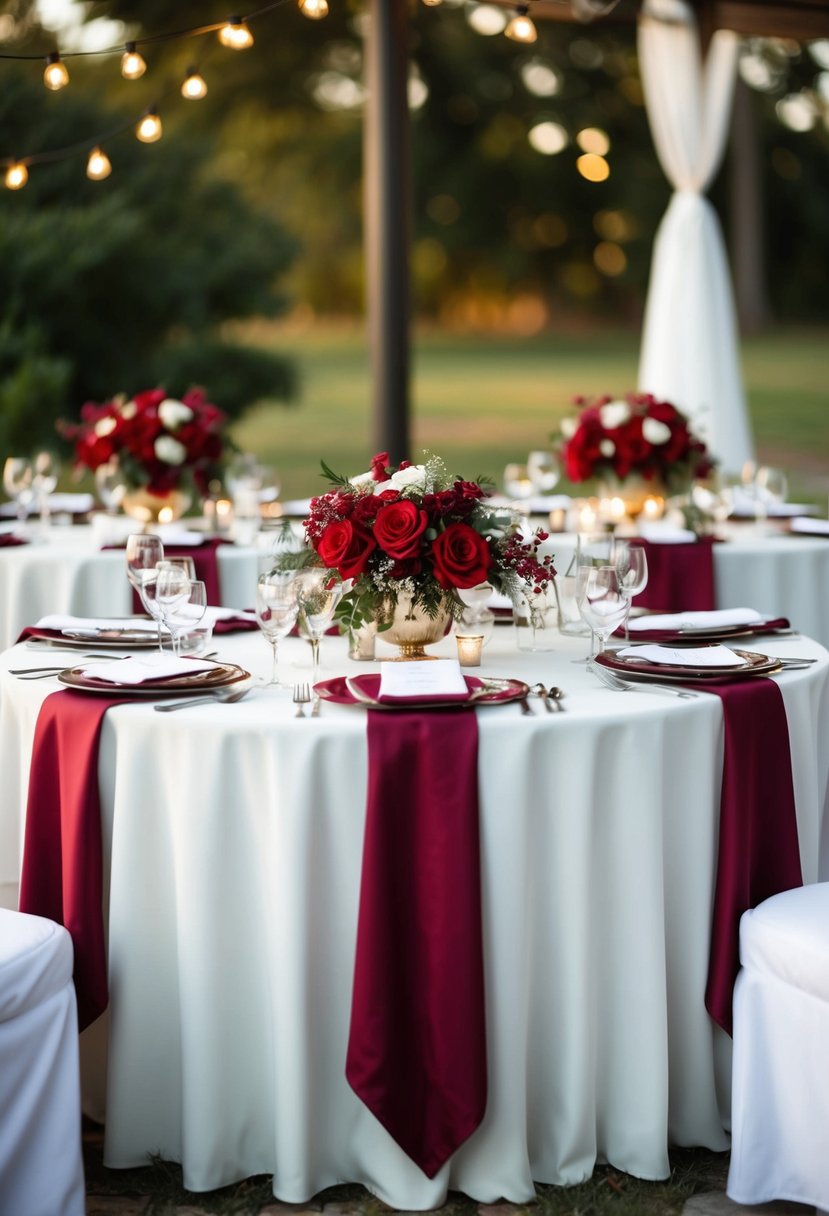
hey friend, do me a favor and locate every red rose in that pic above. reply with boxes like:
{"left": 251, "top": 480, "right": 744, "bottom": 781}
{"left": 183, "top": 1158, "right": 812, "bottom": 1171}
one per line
{"left": 431, "top": 522, "right": 491, "bottom": 589}
{"left": 373, "top": 498, "right": 428, "bottom": 559}
{"left": 370, "top": 452, "right": 390, "bottom": 482}
{"left": 317, "top": 519, "right": 376, "bottom": 579}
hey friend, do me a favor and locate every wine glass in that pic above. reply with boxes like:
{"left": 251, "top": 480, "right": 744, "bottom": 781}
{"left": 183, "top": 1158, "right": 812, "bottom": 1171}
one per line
{"left": 138, "top": 558, "right": 196, "bottom": 650}
{"left": 756, "top": 466, "right": 789, "bottom": 512}
{"left": 165, "top": 579, "right": 207, "bottom": 656}
{"left": 578, "top": 566, "right": 630, "bottom": 663}
{"left": 125, "top": 533, "right": 164, "bottom": 597}
{"left": 614, "top": 542, "right": 648, "bottom": 642}
{"left": 31, "top": 450, "right": 60, "bottom": 527}
{"left": 527, "top": 450, "right": 560, "bottom": 495}
{"left": 95, "top": 461, "right": 127, "bottom": 515}
{"left": 503, "top": 463, "right": 533, "bottom": 509}
{"left": 294, "top": 568, "right": 343, "bottom": 686}
{"left": 3, "top": 457, "right": 34, "bottom": 533}
{"left": 255, "top": 570, "right": 299, "bottom": 687}
{"left": 154, "top": 566, "right": 192, "bottom": 656}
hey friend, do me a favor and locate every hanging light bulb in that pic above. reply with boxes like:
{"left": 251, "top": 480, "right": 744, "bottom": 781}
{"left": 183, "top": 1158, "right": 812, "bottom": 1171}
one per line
{"left": 218, "top": 16, "right": 254, "bottom": 48}
{"left": 43, "top": 51, "right": 70, "bottom": 91}
{"left": 86, "top": 147, "right": 112, "bottom": 181}
{"left": 120, "top": 42, "right": 147, "bottom": 80}
{"left": 181, "top": 67, "right": 208, "bottom": 99}
{"left": 136, "top": 108, "right": 162, "bottom": 143}
{"left": 505, "top": 3, "right": 537, "bottom": 42}
{"left": 422, "top": 0, "right": 443, "bottom": 6}
{"left": 299, "top": 0, "right": 329, "bottom": 17}
{"left": 4, "top": 162, "right": 28, "bottom": 190}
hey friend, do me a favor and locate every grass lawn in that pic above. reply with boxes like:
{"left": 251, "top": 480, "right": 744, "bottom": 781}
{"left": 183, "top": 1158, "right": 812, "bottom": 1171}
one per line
{"left": 230, "top": 323, "right": 829, "bottom": 506}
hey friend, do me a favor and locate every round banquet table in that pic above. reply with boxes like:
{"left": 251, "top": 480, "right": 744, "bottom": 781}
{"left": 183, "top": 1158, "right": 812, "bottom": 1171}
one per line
{"left": 2, "top": 521, "right": 829, "bottom": 650}
{"left": 1, "top": 626, "right": 828, "bottom": 1207}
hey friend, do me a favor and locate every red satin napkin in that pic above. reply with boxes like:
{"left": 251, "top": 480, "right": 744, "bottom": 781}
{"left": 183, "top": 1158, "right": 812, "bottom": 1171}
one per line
{"left": 635, "top": 538, "right": 717, "bottom": 612}
{"left": 690, "top": 677, "right": 802, "bottom": 1034}
{"left": 19, "top": 690, "right": 129, "bottom": 1030}
{"left": 346, "top": 709, "right": 487, "bottom": 1177}
{"left": 0, "top": 534, "right": 28, "bottom": 547}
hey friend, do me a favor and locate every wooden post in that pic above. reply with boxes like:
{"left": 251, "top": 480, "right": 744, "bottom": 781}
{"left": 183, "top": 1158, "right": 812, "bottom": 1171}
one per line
{"left": 364, "top": 0, "right": 411, "bottom": 463}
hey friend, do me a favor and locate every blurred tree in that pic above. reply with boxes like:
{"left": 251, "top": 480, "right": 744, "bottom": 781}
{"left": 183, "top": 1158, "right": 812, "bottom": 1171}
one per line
{"left": 0, "top": 48, "right": 297, "bottom": 455}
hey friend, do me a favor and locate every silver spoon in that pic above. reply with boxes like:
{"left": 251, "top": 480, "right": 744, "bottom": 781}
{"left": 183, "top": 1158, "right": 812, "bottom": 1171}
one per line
{"left": 531, "top": 683, "right": 555, "bottom": 713}
{"left": 547, "top": 686, "right": 566, "bottom": 712}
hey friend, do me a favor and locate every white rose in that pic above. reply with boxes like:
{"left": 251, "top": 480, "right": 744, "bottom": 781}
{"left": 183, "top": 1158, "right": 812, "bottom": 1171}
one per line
{"left": 599, "top": 400, "right": 631, "bottom": 430}
{"left": 154, "top": 435, "right": 188, "bottom": 465}
{"left": 390, "top": 464, "right": 427, "bottom": 492}
{"left": 560, "top": 417, "right": 578, "bottom": 439}
{"left": 119, "top": 400, "right": 137, "bottom": 420}
{"left": 94, "top": 416, "right": 117, "bottom": 437}
{"left": 349, "top": 471, "right": 376, "bottom": 487}
{"left": 158, "top": 398, "right": 194, "bottom": 430}
{"left": 372, "top": 479, "right": 394, "bottom": 494}
{"left": 642, "top": 417, "right": 672, "bottom": 445}
{"left": 599, "top": 438, "right": 616, "bottom": 457}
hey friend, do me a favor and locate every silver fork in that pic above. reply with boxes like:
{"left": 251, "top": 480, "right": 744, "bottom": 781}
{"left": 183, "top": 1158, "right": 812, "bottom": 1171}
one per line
{"left": 590, "top": 661, "right": 698, "bottom": 700}
{"left": 293, "top": 682, "right": 312, "bottom": 717}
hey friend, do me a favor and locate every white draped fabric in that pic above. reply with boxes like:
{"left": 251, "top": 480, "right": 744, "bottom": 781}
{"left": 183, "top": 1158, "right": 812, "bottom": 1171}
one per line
{"left": 637, "top": 0, "right": 754, "bottom": 473}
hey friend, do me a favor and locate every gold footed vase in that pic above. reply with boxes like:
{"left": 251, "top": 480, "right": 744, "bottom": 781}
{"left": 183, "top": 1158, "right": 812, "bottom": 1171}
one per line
{"left": 379, "top": 591, "right": 453, "bottom": 660}
{"left": 121, "top": 488, "right": 191, "bottom": 526}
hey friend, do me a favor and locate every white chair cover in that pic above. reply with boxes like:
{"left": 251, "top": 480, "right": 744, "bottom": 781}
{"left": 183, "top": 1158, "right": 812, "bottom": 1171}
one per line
{"left": 0, "top": 909, "right": 85, "bottom": 1216}
{"left": 637, "top": 0, "right": 754, "bottom": 473}
{"left": 727, "top": 884, "right": 829, "bottom": 1211}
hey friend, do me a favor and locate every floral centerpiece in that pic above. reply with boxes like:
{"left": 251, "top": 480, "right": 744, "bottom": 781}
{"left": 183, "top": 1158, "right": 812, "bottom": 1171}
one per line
{"left": 59, "top": 387, "right": 227, "bottom": 521}
{"left": 555, "top": 392, "right": 714, "bottom": 509}
{"left": 302, "top": 451, "right": 555, "bottom": 654}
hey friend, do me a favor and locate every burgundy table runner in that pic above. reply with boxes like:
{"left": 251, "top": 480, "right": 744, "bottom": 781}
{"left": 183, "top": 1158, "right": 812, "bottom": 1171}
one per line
{"left": 345, "top": 708, "right": 487, "bottom": 1177}
{"left": 691, "top": 676, "right": 802, "bottom": 1034}
{"left": 19, "top": 690, "right": 129, "bottom": 1030}
{"left": 0, "top": 534, "right": 28, "bottom": 547}
{"left": 635, "top": 538, "right": 717, "bottom": 613}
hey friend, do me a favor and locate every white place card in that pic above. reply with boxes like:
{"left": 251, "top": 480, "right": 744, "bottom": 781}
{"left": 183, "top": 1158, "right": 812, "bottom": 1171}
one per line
{"left": 617, "top": 644, "right": 746, "bottom": 667}
{"left": 378, "top": 659, "right": 468, "bottom": 700}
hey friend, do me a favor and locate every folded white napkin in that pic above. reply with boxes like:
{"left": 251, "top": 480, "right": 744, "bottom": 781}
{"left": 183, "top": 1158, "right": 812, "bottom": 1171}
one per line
{"left": 0, "top": 493, "right": 94, "bottom": 518}
{"left": 80, "top": 654, "right": 216, "bottom": 685}
{"left": 378, "top": 659, "right": 468, "bottom": 700}
{"left": 202, "top": 606, "right": 257, "bottom": 625}
{"left": 36, "top": 613, "right": 158, "bottom": 635}
{"left": 487, "top": 590, "right": 514, "bottom": 612}
{"left": 280, "top": 498, "right": 313, "bottom": 516}
{"left": 617, "top": 643, "right": 745, "bottom": 667}
{"left": 628, "top": 607, "right": 764, "bottom": 633}
{"left": 636, "top": 523, "right": 697, "bottom": 544}
{"left": 527, "top": 494, "right": 572, "bottom": 514}
{"left": 790, "top": 516, "right": 829, "bottom": 536}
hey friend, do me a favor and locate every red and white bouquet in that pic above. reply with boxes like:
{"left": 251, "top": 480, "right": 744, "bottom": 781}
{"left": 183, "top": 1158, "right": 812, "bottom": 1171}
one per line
{"left": 60, "top": 387, "right": 227, "bottom": 497}
{"left": 303, "top": 451, "right": 555, "bottom": 632}
{"left": 556, "top": 392, "right": 713, "bottom": 490}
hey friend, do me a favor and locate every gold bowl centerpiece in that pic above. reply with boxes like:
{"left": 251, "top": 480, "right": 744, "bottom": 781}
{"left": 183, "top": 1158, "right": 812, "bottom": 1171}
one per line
{"left": 302, "top": 452, "right": 556, "bottom": 660}
{"left": 554, "top": 393, "right": 714, "bottom": 522}
{"left": 60, "top": 388, "right": 227, "bottom": 523}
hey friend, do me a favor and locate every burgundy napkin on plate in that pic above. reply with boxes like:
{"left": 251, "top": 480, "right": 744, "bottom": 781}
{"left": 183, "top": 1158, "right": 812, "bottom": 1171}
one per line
{"left": 635, "top": 538, "right": 717, "bottom": 613}
{"left": 0, "top": 534, "right": 28, "bottom": 547}
{"left": 624, "top": 616, "right": 790, "bottom": 644}
{"left": 688, "top": 677, "right": 802, "bottom": 1034}
{"left": 346, "top": 709, "right": 487, "bottom": 1177}
{"left": 19, "top": 690, "right": 130, "bottom": 1030}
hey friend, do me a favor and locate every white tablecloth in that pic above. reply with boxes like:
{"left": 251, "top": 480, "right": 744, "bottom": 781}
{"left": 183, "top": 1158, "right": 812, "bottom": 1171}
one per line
{"left": 3, "top": 523, "right": 829, "bottom": 652}
{"left": 1, "top": 626, "right": 828, "bottom": 1206}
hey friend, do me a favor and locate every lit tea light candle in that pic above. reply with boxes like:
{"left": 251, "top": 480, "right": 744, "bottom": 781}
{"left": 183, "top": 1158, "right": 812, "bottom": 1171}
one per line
{"left": 158, "top": 506, "right": 174, "bottom": 525}
{"left": 215, "top": 499, "right": 233, "bottom": 527}
{"left": 548, "top": 507, "right": 566, "bottom": 533}
{"left": 642, "top": 495, "right": 664, "bottom": 521}
{"left": 576, "top": 501, "right": 598, "bottom": 531}
{"left": 456, "top": 634, "right": 484, "bottom": 667}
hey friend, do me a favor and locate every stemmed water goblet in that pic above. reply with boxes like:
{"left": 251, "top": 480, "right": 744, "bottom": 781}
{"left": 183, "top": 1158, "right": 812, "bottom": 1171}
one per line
{"left": 294, "top": 568, "right": 343, "bottom": 687}
{"left": 95, "top": 461, "right": 128, "bottom": 515}
{"left": 125, "top": 533, "right": 164, "bottom": 608}
{"left": 31, "top": 451, "right": 60, "bottom": 527}
{"left": 163, "top": 579, "right": 207, "bottom": 656}
{"left": 614, "top": 542, "right": 648, "bottom": 642}
{"left": 255, "top": 570, "right": 299, "bottom": 687}
{"left": 527, "top": 450, "right": 560, "bottom": 495}
{"left": 3, "top": 457, "right": 34, "bottom": 534}
{"left": 138, "top": 558, "right": 196, "bottom": 651}
{"left": 577, "top": 565, "right": 630, "bottom": 664}
{"left": 154, "top": 565, "right": 193, "bottom": 656}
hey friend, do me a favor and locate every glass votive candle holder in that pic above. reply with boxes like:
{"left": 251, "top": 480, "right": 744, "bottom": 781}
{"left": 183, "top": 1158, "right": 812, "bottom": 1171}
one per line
{"left": 456, "top": 634, "right": 484, "bottom": 667}
{"left": 348, "top": 621, "right": 377, "bottom": 661}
